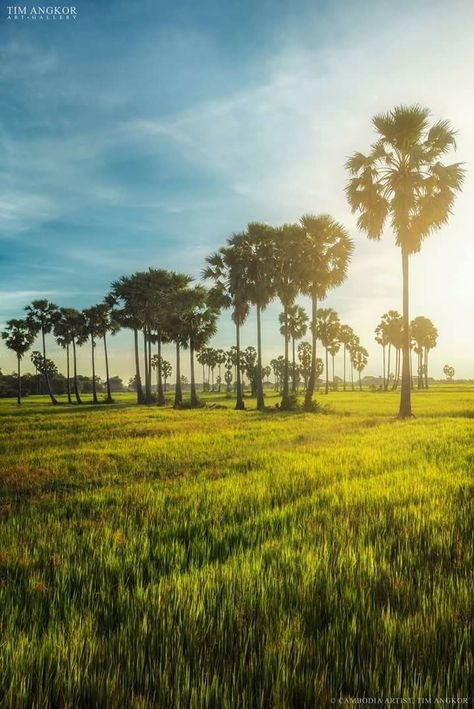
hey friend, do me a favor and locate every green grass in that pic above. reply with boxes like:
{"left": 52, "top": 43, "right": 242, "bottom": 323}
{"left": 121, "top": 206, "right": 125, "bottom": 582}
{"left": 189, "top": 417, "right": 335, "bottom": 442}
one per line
{"left": 0, "top": 387, "right": 472, "bottom": 706}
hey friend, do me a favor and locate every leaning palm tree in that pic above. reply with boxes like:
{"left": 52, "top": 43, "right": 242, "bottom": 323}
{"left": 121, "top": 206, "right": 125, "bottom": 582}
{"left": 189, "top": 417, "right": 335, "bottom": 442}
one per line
{"left": 374, "top": 321, "right": 389, "bottom": 390}
{"left": 299, "top": 214, "right": 353, "bottom": 411}
{"left": 2, "top": 319, "right": 36, "bottom": 404}
{"left": 24, "top": 300, "right": 59, "bottom": 405}
{"left": 411, "top": 316, "right": 438, "bottom": 389}
{"left": 346, "top": 105, "right": 464, "bottom": 417}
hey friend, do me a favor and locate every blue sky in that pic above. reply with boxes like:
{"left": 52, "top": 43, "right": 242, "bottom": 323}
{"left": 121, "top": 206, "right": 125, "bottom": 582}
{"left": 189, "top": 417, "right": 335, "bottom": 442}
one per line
{"left": 1, "top": 0, "right": 474, "bottom": 381}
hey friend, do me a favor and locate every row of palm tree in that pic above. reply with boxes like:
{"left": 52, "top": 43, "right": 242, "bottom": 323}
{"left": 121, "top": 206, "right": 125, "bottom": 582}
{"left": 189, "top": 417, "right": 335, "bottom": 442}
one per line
{"left": 2, "top": 106, "right": 463, "bottom": 416}
{"left": 375, "top": 312, "right": 438, "bottom": 390}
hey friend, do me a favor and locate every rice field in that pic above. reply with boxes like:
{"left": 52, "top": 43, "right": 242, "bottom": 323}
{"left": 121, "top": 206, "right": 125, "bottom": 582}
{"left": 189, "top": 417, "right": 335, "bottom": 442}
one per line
{"left": 0, "top": 387, "right": 472, "bottom": 707}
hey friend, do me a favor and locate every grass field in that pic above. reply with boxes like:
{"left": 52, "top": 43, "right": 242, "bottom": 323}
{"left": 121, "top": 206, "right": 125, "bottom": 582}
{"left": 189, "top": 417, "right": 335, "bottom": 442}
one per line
{"left": 0, "top": 387, "right": 473, "bottom": 707}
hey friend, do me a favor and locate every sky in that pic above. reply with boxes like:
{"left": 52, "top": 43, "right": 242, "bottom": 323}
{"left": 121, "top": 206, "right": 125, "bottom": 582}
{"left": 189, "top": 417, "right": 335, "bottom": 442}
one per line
{"left": 1, "top": 0, "right": 473, "bottom": 382}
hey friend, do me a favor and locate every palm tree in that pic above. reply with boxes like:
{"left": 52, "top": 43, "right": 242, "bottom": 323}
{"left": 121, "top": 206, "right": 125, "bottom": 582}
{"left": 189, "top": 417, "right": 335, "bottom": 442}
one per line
{"left": 229, "top": 223, "right": 276, "bottom": 410}
{"left": 83, "top": 306, "right": 103, "bottom": 404}
{"left": 316, "top": 308, "right": 341, "bottom": 395}
{"left": 24, "top": 299, "right": 59, "bottom": 404}
{"left": 2, "top": 320, "right": 36, "bottom": 404}
{"left": 203, "top": 240, "right": 250, "bottom": 410}
{"left": 62, "top": 309, "right": 87, "bottom": 403}
{"left": 94, "top": 303, "right": 120, "bottom": 403}
{"left": 374, "top": 321, "right": 389, "bottom": 390}
{"left": 273, "top": 223, "right": 303, "bottom": 408}
{"left": 443, "top": 364, "right": 455, "bottom": 381}
{"left": 299, "top": 214, "right": 353, "bottom": 411}
{"left": 53, "top": 308, "right": 74, "bottom": 404}
{"left": 297, "top": 341, "right": 312, "bottom": 391}
{"left": 347, "top": 333, "right": 360, "bottom": 391}
{"left": 346, "top": 105, "right": 464, "bottom": 417}
{"left": 411, "top": 316, "right": 438, "bottom": 389}
{"left": 180, "top": 287, "right": 218, "bottom": 407}
{"left": 108, "top": 276, "right": 145, "bottom": 404}
{"left": 280, "top": 303, "right": 308, "bottom": 393}
{"left": 351, "top": 345, "right": 369, "bottom": 391}
{"left": 339, "top": 324, "right": 355, "bottom": 392}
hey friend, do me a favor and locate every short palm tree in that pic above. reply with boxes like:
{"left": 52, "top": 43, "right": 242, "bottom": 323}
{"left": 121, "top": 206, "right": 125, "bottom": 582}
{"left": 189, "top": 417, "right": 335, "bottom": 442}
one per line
{"left": 280, "top": 303, "right": 308, "bottom": 393}
{"left": 346, "top": 105, "right": 464, "bottom": 417}
{"left": 316, "top": 308, "right": 340, "bottom": 394}
{"left": 2, "top": 319, "right": 36, "bottom": 404}
{"left": 339, "top": 324, "right": 355, "bottom": 392}
{"left": 24, "top": 299, "right": 59, "bottom": 405}
{"left": 351, "top": 345, "right": 369, "bottom": 391}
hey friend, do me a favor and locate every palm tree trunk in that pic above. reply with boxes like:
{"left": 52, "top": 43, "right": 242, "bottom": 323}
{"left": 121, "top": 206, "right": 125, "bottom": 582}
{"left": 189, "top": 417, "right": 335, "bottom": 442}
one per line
{"left": 174, "top": 342, "right": 182, "bottom": 407}
{"left": 72, "top": 338, "right": 82, "bottom": 404}
{"left": 359, "top": 370, "right": 362, "bottom": 391}
{"left": 386, "top": 344, "right": 391, "bottom": 391}
{"left": 17, "top": 355, "right": 21, "bottom": 405}
{"left": 143, "top": 330, "right": 152, "bottom": 404}
{"left": 291, "top": 337, "right": 296, "bottom": 393}
{"left": 235, "top": 321, "right": 245, "bottom": 410}
{"left": 134, "top": 329, "right": 144, "bottom": 404}
{"left": 304, "top": 292, "right": 317, "bottom": 411}
{"left": 417, "top": 351, "right": 422, "bottom": 389}
{"left": 190, "top": 342, "right": 198, "bottom": 407}
{"left": 398, "top": 247, "right": 412, "bottom": 418}
{"left": 156, "top": 334, "right": 165, "bottom": 405}
{"left": 351, "top": 360, "right": 354, "bottom": 391}
{"left": 91, "top": 336, "right": 98, "bottom": 404}
{"left": 218, "top": 364, "right": 222, "bottom": 393}
{"left": 410, "top": 348, "right": 414, "bottom": 390}
{"left": 392, "top": 349, "right": 399, "bottom": 390}
{"left": 325, "top": 346, "right": 329, "bottom": 395}
{"left": 332, "top": 355, "right": 335, "bottom": 390}
{"left": 281, "top": 303, "right": 290, "bottom": 409}
{"left": 343, "top": 344, "right": 347, "bottom": 392}
{"left": 425, "top": 348, "right": 429, "bottom": 389}
{"left": 42, "top": 327, "right": 58, "bottom": 405}
{"left": 103, "top": 333, "right": 113, "bottom": 403}
{"left": 256, "top": 304, "right": 265, "bottom": 411}
{"left": 382, "top": 345, "right": 386, "bottom": 391}
{"left": 66, "top": 343, "right": 72, "bottom": 404}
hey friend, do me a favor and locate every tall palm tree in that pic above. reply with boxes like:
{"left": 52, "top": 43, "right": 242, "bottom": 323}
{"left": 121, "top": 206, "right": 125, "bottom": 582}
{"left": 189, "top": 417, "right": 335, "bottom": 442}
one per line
{"left": 299, "top": 214, "right": 353, "bottom": 411}
{"left": 181, "top": 287, "right": 218, "bottom": 407}
{"left": 346, "top": 104, "right": 464, "bottom": 417}
{"left": 2, "top": 319, "right": 36, "bottom": 404}
{"left": 83, "top": 306, "right": 103, "bottom": 404}
{"left": 229, "top": 223, "right": 276, "bottom": 411}
{"left": 64, "top": 309, "right": 87, "bottom": 403}
{"left": 347, "top": 333, "right": 361, "bottom": 391}
{"left": 24, "top": 299, "right": 59, "bottom": 405}
{"left": 94, "top": 303, "right": 120, "bottom": 403}
{"left": 108, "top": 276, "right": 145, "bottom": 405}
{"left": 203, "top": 240, "right": 250, "bottom": 411}
{"left": 273, "top": 223, "right": 303, "bottom": 408}
{"left": 53, "top": 308, "right": 74, "bottom": 404}
{"left": 316, "top": 308, "right": 340, "bottom": 394}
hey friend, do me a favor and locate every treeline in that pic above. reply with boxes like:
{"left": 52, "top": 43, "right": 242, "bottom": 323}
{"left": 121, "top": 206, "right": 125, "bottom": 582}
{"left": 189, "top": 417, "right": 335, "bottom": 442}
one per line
{"left": 1, "top": 105, "right": 463, "bottom": 417}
